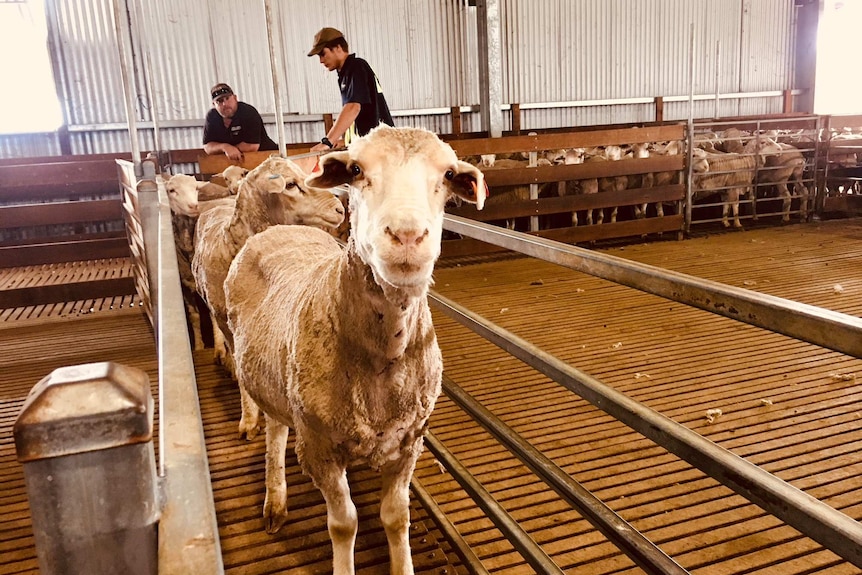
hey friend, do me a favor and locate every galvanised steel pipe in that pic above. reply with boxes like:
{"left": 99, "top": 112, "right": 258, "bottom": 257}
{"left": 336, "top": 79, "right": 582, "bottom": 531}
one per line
{"left": 441, "top": 374, "right": 690, "bottom": 575}
{"left": 429, "top": 291, "right": 862, "bottom": 569}
{"left": 409, "top": 478, "right": 491, "bottom": 575}
{"left": 442, "top": 214, "right": 862, "bottom": 359}
{"left": 424, "top": 431, "right": 566, "bottom": 575}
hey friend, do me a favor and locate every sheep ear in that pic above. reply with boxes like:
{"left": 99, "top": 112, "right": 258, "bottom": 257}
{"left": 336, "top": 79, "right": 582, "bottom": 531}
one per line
{"left": 448, "top": 161, "right": 487, "bottom": 210}
{"left": 305, "top": 152, "right": 353, "bottom": 188}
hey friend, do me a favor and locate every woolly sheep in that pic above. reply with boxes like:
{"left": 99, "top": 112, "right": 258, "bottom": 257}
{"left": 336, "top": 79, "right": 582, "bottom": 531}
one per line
{"left": 223, "top": 125, "right": 486, "bottom": 575}
{"left": 692, "top": 138, "right": 783, "bottom": 228}
{"left": 165, "top": 173, "right": 234, "bottom": 349}
{"left": 212, "top": 165, "right": 249, "bottom": 193}
{"left": 760, "top": 142, "right": 809, "bottom": 222}
{"left": 192, "top": 156, "right": 345, "bottom": 438}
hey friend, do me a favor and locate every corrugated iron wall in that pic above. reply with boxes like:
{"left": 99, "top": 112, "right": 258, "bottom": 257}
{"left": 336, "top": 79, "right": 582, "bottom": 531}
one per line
{"left": 1, "top": 0, "right": 798, "bottom": 158}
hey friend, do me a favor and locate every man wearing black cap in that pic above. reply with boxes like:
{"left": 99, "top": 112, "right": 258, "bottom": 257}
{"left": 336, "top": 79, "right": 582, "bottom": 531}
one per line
{"left": 203, "top": 83, "right": 278, "bottom": 161}
{"left": 308, "top": 27, "right": 393, "bottom": 152}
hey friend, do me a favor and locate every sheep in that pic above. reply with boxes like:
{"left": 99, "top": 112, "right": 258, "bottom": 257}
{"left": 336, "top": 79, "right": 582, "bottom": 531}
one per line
{"left": 692, "top": 138, "right": 783, "bottom": 228}
{"left": 716, "top": 128, "right": 751, "bottom": 153}
{"left": 552, "top": 147, "right": 612, "bottom": 227}
{"left": 694, "top": 131, "right": 723, "bottom": 152}
{"left": 826, "top": 132, "right": 862, "bottom": 194}
{"left": 580, "top": 144, "right": 627, "bottom": 225}
{"left": 223, "top": 125, "right": 486, "bottom": 575}
{"left": 551, "top": 148, "right": 589, "bottom": 227}
{"left": 639, "top": 140, "right": 694, "bottom": 219}
{"left": 481, "top": 156, "right": 557, "bottom": 231}
{"left": 759, "top": 142, "right": 809, "bottom": 222}
{"left": 192, "top": 155, "right": 345, "bottom": 439}
{"left": 165, "top": 173, "right": 234, "bottom": 350}
{"left": 211, "top": 165, "right": 249, "bottom": 193}
{"left": 628, "top": 142, "right": 654, "bottom": 219}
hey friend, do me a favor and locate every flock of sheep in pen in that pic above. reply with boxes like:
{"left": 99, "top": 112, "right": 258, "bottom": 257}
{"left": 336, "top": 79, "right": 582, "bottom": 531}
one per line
{"left": 459, "top": 126, "right": 838, "bottom": 231}
{"left": 166, "top": 126, "right": 486, "bottom": 575}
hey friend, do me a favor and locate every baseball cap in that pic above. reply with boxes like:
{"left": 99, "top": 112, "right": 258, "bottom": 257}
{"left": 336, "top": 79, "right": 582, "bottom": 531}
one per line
{"left": 307, "top": 27, "right": 344, "bottom": 57}
{"left": 210, "top": 83, "right": 233, "bottom": 101}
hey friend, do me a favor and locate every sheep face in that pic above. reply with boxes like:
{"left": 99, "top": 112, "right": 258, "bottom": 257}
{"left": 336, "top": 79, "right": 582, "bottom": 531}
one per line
{"left": 250, "top": 156, "right": 345, "bottom": 230}
{"left": 219, "top": 165, "right": 249, "bottom": 193}
{"left": 166, "top": 174, "right": 201, "bottom": 217}
{"left": 631, "top": 142, "right": 650, "bottom": 159}
{"left": 308, "top": 126, "right": 485, "bottom": 290}
{"left": 565, "top": 148, "right": 585, "bottom": 165}
{"left": 480, "top": 153, "right": 496, "bottom": 167}
{"left": 691, "top": 148, "right": 710, "bottom": 174}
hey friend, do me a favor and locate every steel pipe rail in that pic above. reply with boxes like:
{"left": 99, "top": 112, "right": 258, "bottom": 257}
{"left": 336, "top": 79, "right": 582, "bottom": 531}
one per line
{"left": 140, "top": 178, "right": 224, "bottom": 575}
{"left": 442, "top": 215, "right": 862, "bottom": 359}
{"left": 429, "top": 291, "right": 862, "bottom": 569}
{"left": 423, "top": 431, "right": 566, "bottom": 575}
{"left": 440, "top": 374, "right": 690, "bottom": 575}
{"left": 410, "top": 478, "right": 491, "bottom": 575}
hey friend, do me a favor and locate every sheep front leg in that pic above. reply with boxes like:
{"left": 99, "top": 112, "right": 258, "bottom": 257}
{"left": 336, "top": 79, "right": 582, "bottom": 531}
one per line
{"left": 263, "top": 416, "right": 290, "bottom": 533}
{"left": 306, "top": 454, "right": 357, "bottom": 575}
{"left": 380, "top": 454, "right": 418, "bottom": 575}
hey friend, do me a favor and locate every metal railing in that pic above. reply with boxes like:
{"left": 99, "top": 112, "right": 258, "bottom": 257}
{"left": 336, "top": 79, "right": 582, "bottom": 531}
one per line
{"left": 431, "top": 215, "right": 862, "bottom": 569}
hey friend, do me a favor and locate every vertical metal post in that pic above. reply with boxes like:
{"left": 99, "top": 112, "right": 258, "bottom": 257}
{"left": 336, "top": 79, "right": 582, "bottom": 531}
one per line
{"left": 112, "top": 0, "right": 142, "bottom": 174}
{"left": 685, "top": 23, "right": 696, "bottom": 234}
{"left": 476, "top": 0, "right": 503, "bottom": 137}
{"left": 528, "top": 138, "right": 539, "bottom": 231}
{"left": 263, "top": 0, "right": 287, "bottom": 155}
{"left": 714, "top": 41, "right": 721, "bottom": 118}
{"left": 13, "top": 362, "right": 158, "bottom": 575}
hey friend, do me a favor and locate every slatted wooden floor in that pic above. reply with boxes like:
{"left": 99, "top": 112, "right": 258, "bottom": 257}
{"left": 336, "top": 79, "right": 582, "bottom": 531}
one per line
{"left": 1, "top": 218, "right": 861, "bottom": 574}
{"left": 0, "top": 258, "right": 139, "bottom": 323}
{"left": 0, "top": 307, "right": 158, "bottom": 575}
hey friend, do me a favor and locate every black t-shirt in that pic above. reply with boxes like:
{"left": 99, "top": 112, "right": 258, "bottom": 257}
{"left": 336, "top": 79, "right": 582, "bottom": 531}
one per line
{"left": 202, "top": 101, "right": 278, "bottom": 150}
{"left": 337, "top": 54, "right": 394, "bottom": 140}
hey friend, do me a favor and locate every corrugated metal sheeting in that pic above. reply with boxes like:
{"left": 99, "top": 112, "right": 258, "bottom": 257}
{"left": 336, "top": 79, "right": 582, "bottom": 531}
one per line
{"left": 0, "top": 0, "right": 798, "bottom": 158}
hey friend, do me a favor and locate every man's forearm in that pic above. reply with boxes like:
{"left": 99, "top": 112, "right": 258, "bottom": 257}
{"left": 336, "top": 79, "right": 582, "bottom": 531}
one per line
{"left": 203, "top": 141, "right": 228, "bottom": 155}
{"left": 236, "top": 142, "right": 261, "bottom": 153}
{"left": 327, "top": 103, "right": 362, "bottom": 144}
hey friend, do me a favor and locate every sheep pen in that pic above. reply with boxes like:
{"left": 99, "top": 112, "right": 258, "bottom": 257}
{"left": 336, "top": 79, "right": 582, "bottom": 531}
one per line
{"left": 223, "top": 126, "right": 486, "bottom": 575}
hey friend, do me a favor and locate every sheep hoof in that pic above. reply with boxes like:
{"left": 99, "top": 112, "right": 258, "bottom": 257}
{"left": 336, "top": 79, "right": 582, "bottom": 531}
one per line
{"left": 263, "top": 495, "right": 288, "bottom": 534}
{"left": 238, "top": 419, "right": 261, "bottom": 440}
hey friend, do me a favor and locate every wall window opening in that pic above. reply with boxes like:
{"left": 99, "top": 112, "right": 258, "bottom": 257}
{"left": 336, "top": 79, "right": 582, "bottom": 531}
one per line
{"left": 0, "top": 0, "right": 64, "bottom": 134}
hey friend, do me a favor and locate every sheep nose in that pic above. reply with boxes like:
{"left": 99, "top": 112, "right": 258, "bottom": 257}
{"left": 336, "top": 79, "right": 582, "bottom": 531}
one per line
{"left": 385, "top": 225, "right": 429, "bottom": 247}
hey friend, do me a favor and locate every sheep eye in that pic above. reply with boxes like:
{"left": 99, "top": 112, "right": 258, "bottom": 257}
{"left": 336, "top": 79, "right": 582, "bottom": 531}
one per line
{"left": 285, "top": 182, "right": 296, "bottom": 189}
{"left": 350, "top": 164, "right": 361, "bottom": 176}
{"left": 444, "top": 169, "right": 455, "bottom": 181}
